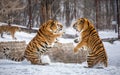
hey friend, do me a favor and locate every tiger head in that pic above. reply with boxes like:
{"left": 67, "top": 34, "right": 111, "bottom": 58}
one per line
{"left": 45, "top": 20, "right": 63, "bottom": 33}
{"left": 73, "top": 18, "right": 90, "bottom": 32}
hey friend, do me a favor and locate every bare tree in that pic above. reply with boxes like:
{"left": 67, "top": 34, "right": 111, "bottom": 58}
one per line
{"left": 27, "top": 0, "right": 32, "bottom": 29}
{"left": 116, "top": 0, "right": 120, "bottom": 38}
{"left": 0, "top": 0, "right": 26, "bottom": 25}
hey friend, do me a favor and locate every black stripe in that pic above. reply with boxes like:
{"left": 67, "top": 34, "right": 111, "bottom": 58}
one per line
{"left": 96, "top": 54, "right": 105, "bottom": 60}
{"left": 95, "top": 50, "right": 105, "bottom": 56}
{"left": 94, "top": 47, "right": 103, "bottom": 55}
{"left": 92, "top": 37, "right": 100, "bottom": 46}
{"left": 26, "top": 48, "right": 33, "bottom": 53}
{"left": 40, "top": 50, "right": 44, "bottom": 53}
{"left": 83, "top": 34, "right": 89, "bottom": 39}
{"left": 40, "top": 50, "right": 45, "bottom": 53}
{"left": 40, "top": 43, "right": 45, "bottom": 48}
{"left": 92, "top": 40, "right": 102, "bottom": 52}
{"left": 39, "top": 29, "right": 45, "bottom": 36}
{"left": 91, "top": 31, "right": 97, "bottom": 36}
{"left": 89, "top": 47, "right": 105, "bottom": 57}
{"left": 95, "top": 52, "right": 105, "bottom": 59}
{"left": 88, "top": 54, "right": 95, "bottom": 58}
{"left": 96, "top": 45, "right": 104, "bottom": 52}
{"left": 46, "top": 46, "right": 52, "bottom": 48}
{"left": 37, "top": 47, "right": 40, "bottom": 51}
{"left": 42, "top": 49, "right": 46, "bottom": 52}
{"left": 37, "top": 30, "right": 41, "bottom": 36}
{"left": 89, "top": 28, "right": 95, "bottom": 34}
{"left": 90, "top": 38, "right": 100, "bottom": 50}
{"left": 87, "top": 53, "right": 104, "bottom": 61}
{"left": 44, "top": 41, "right": 48, "bottom": 45}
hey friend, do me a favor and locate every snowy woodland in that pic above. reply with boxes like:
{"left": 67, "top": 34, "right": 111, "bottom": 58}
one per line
{"left": 0, "top": 0, "right": 120, "bottom": 75}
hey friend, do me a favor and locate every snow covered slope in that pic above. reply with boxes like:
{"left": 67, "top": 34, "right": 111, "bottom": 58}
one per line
{"left": 0, "top": 59, "right": 120, "bottom": 75}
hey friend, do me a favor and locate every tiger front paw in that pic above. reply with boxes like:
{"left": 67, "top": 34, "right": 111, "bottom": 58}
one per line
{"left": 58, "top": 32, "right": 64, "bottom": 37}
{"left": 61, "top": 31, "right": 65, "bottom": 35}
{"left": 74, "top": 38, "right": 79, "bottom": 43}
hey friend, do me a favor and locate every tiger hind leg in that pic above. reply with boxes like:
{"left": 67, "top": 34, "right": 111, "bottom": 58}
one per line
{"left": 87, "top": 56, "right": 101, "bottom": 68}
{"left": 102, "top": 59, "right": 108, "bottom": 67}
{"left": 31, "top": 59, "right": 49, "bottom": 65}
{"left": 11, "top": 32, "right": 16, "bottom": 40}
{"left": 87, "top": 59, "right": 94, "bottom": 68}
{"left": 87, "top": 60, "right": 104, "bottom": 69}
{"left": 98, "top": 55, "right": 108, "bottom": 67}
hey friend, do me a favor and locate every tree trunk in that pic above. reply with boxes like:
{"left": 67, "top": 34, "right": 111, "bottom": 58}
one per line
{"left": 27, "top": 0, "right": 32, "bottom": 29}
{"left": 116, "top": 0, "right": 120, "bottom": 39}
{"left": 65, "top": 0, "right": 70, "bottom": 27}
{"left": 95, "top": 0, "right": 99, "bottom": 30}
{"left": 0, "top": 42, "right": 87, "bottom": 63}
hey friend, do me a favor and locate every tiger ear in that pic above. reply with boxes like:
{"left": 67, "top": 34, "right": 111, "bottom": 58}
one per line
{"left": 80, "top": 18, "right": 85, "bottom": 24}
{"left": 82, "top": 18, "right": 89, "bottom": 30}
{"left": 51, "top": 21, "right": 55, "bottom": 26}
{"left": 87, "top": 20, "right": 89, "bottom": 26}
{"left": 86, "top": 19, "right": 91, "bottom": 26}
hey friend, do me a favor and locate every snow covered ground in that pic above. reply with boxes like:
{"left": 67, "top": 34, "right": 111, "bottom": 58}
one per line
{"left": 0, "top": 27, "right": 120, "bottom": 75}
{"left": 0, "top": 60, "right": 120, "bottom": 75}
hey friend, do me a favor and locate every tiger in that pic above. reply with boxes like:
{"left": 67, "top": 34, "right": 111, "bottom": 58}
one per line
{"left": 0, "top": 25, "right": 20, "bottom": 39}
{"left": 4, "top": 20, "right": 63, "bottom": 65}
{"left": 73, "top": 18, "right": 108, "bottom": 68}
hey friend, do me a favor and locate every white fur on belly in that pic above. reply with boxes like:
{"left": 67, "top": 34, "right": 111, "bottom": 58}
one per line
{"left": 41, "top": 55, "right": 51, "bottom": 64}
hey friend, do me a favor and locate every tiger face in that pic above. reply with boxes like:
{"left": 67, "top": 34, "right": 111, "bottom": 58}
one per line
{"left": 73, "top": 18, "right": 89, "bottom": 32}
{"left": 45, "top": 20, "right": 63, "bottom": 33}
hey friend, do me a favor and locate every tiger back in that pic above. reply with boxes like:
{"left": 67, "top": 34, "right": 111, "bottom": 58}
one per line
{"left": 73, "top": 18, "right": 108, "bottom": 68}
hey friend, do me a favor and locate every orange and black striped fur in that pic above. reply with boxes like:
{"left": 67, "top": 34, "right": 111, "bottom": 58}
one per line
{"left": 4, "top": 20, "right": 63, "bottom": 65}
{"left": 0, "top": 25, "right": 20, "bottom": 39}
{"left": 73, "top": 18, "right": 108, "bottom": 68}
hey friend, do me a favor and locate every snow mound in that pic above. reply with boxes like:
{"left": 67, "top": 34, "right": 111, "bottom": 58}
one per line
{"left": 0, "top": 60, "right": 120, "bottom": 75}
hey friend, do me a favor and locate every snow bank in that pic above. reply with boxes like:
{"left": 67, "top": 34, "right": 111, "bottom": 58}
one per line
{"left": 99, "top": 31, "right": 118, "bottom": 39}
{"left": 0, "top": 39, "right": 120, "bottom": 75}
{"left": 104, "top": 41, "right": 120, "bottom": 66}
{"left": 0, "top": 60, "right": 120, "bottom": 75}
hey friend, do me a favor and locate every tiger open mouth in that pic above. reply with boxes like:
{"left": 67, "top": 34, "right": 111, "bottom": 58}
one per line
{"left": 55, "top": 28, "right": 62, "bottom": 33}
{"left": 58, "top": 27, "right": 62, "bottom": 31}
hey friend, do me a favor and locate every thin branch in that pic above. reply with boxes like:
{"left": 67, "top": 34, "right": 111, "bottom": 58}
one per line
{"left": 51, "top": 0, "right": 67, "bottom": 19}
{"left": 0, "top": 0, "right": 26, "bottom": 15}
